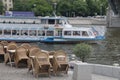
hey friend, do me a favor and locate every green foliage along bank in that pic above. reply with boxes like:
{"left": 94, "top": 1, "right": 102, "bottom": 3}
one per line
{"left": 1, "top": 0, "right": 108, "bottom": 16}
{"left": 73, "top": 43, "right": 93, "bottom": 62}
{"left": 0, "top": 1, "right": 3, "bottom": 15}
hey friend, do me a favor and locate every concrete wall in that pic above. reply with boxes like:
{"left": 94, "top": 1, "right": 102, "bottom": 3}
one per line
{"left": 108, "top": 17, "right": 120, "bottom": 27}
{"left": 72, "top": 62, "right": 120, "bottom": 79}
{"left": 68, "top": 17, "right": 106, "bottom": 25}
{"left": 0, "top": 17, "right": 40, "bottom": 24}
{"left": 0, "top": 17, "right": 106, "bottom": 25}
{"left": 91, "top": 64, "right": 120, "bottom": 78}
{"left": 106, "top": 7, "right": 120, "bottom": 27}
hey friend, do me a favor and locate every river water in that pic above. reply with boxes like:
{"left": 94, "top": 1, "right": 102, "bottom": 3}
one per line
{"left": 34, "top": 25, "right": 120, "bottom": 65}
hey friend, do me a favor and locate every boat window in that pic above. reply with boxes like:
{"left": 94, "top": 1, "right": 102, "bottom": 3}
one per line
{"left": 29, "top": 30, "right": 37, "bottom": 36}
{"left": 48, "top": 19, "right": 55, "bottom": 24}
{"left": 41, "top": 19, "right": 46, "bottom": 24}
{"left": 46, "top": 31, "right": 54, "bottom": 36}
{"left": 15, "top": 30, "right": 20, "bottom": 35}
{"left": 4, "top": 29, "right": 11, "bottom": 35}
{"left": 0, "top": 30, "right": 2, "bottom": 35}
{"left": 38, "top": 30, "right": 45, "bottom": 36}
{"left": 82, "top": 31, "right": 88, "bottom": 36}
{"left": 12, "top": 30, "right": 17, "bottom": 35}
{"left": 88, "top": 31, "right": 93, "bottom": 36}
{"left": 56, "top": 20, "right": 62, "bottom": 24}
{"left": 21, "top": 30, "right": 28, "bottom": 36}
{"left": 73, "top": 31, "right": 80, "bottom": 36}
{"left": 64, "top": 31, "right": 71, "bottom": 36}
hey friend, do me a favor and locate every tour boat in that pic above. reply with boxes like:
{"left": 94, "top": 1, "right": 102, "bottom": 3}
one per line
{"left": 0, "top": 16, "right": 105, "bottom": 43}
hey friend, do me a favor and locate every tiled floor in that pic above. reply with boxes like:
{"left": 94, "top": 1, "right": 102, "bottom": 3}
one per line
{"left": 0, "top": 63, "right": 118, "bottom": 80}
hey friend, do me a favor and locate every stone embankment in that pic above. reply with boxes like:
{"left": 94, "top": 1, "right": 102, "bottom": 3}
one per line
{"left": 68, "top": 17, "right": 106, "bottom": 25}
{"left": 0, "top": 16, "right": 106, "bottom": 25}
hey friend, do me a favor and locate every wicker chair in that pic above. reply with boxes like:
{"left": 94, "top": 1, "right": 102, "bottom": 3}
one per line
{"left": 0, "top": 41, "right": 8, "bottom": 53}
{"left": 52, "top": 50, "right": 69, "bottom": 75}
{"left": 0, "top": 43, "right": 5, "bottom": 61}
{"left": 4, "top": 43, "right": 17, "bottom": 66}
{"left": 48, "top": 51, "right": 56, "bottom": 66}
{"left": 21, "top": 43, "right": 31, "bottom": 56}
{"left": 0, "top": 41, "right": 8, "bottom": 46}
{"left": 33, "top": 52, "right": 51, "bottom": 77}
{"left": 28, "top": 47, "right": 41, "bottom": 72}
{"left": 14, "top": 46, "right": 29, "bottom": 67}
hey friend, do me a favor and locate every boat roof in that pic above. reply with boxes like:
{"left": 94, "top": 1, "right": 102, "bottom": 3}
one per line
{"left": 63, "top": 27, "right": 92, "bottom": 31}
{"left": 0, "top": 23, "right": 54, "bottom": 30}
{"left": 40, "top": 16, "right": 67, "bottom": 20}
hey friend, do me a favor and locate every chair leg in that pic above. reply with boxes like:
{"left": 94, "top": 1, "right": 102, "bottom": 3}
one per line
{"left": 8, "top": 55, "right": 12, "bottom": 67}
{"left": 34, "top": 72, "right": 38, "bottom": 78}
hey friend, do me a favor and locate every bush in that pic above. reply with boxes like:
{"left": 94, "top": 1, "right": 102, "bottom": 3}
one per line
{"left": 73, "top": 43, "right": 93, "bottom": 62}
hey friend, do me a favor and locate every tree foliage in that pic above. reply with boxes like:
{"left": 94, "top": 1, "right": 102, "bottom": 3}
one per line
{"left": 12, "top": 0, "right": 108, "bottom": 16}
{"left": 73, "top": 43, "right": 93, "bottom": 62}
{"left": 0, "top": 1, "right": 3, "bottom": 14}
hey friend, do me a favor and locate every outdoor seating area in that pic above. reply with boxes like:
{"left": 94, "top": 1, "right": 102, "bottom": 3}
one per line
{"left": 0, "top": 41, "right": 69, "bottom": 78}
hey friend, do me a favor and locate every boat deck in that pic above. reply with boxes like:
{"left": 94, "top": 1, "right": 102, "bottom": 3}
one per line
{"left": 0, "top": 63, "right": 118, "bottom": 80}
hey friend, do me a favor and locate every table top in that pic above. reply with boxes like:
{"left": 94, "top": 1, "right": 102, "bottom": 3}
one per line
{"left": 8, "top": 50, "right": 16, "bottom": 53}
{"left": 4, "top": 46, "right": 7, "bottom": 48}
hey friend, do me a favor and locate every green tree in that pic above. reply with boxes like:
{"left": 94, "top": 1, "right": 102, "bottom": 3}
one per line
{"left": 0, "top": 1, "right": 3, "bottom": 14}
{"left": 13, "top": 0, "right": 53, "bottom": 16}
{"left": 73, "top": 43, "right": 93, "bottom": 62}
{"left": 57, "top": 0, "right": 73, "bottom": 16}
{"left": 12, "top": 0, "right": 108, "bottom": 16}
{"left": 13, "top": 0, "right": 31, "bottom": 11}
{"left": 73, "top": 0, "right": 88, "bottom": 16}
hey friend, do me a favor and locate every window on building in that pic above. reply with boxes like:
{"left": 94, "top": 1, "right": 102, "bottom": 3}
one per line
{"left": 9, "top": 0, "right": 11, "bottom": 2}
{"left": 9, "top": 4, "right": 11, "bottom": 7}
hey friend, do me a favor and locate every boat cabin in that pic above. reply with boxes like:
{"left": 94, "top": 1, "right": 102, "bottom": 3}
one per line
{"left": 62, "top": 28, "right": 96, "bottom": 39}
{"left": 40, "top": 17, "right": 72, "bottom": 28}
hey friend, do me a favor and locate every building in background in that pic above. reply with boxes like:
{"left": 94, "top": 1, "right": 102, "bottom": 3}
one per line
{"left": 5, "top": 11, "right": 35, "bottom": 17}
{"left": 2, "top": 0, "right": 13, "bottom": 11}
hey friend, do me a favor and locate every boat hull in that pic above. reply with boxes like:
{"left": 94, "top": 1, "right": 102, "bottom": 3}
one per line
{"left": 0, "top": 36, "right": 104, "bottom": 43}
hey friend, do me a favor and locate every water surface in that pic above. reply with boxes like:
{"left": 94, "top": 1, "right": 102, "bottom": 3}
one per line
{"left": 34, "top": 26, "right": 120, "bottom": 65}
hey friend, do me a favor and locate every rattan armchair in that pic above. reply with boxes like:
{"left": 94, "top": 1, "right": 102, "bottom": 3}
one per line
{"left": 0, "top": 43, "right": 5, "bottom": 61}
{"left": 52, "top": 50, "right": 69, "bottom": 75}
{"left": 33, "top": 52, "right": 51, "bottom": 77}
{"left": 14, "top": 46, "right": 29, "bottom": 67}
{"left": 0, "top": 41, "right": 8, "bottom": 53}
{"left": 0, "top": 41, "right": 8, "bottom": 46}
{"left": 21, "top": 43, "right": 31, "bottom": 56}
{"left": 48, "top": 51, "right": 56, "bottom": 66}
{"left": 4, "top": 43, "right": 17, "bottom": 66}
{"left": 28, "top": 47, "right": 41, "bottom": 72}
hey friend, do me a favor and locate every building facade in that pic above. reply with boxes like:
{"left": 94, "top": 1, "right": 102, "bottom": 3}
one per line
{"left": 2, "top": 0, "right": 13, "bottom": 11}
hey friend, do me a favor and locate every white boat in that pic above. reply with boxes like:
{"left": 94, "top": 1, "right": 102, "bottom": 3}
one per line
{"left": 0, "top": 16, "right": 105, "bottom": 43}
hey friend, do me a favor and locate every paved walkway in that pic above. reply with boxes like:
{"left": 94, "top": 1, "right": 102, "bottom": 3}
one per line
{"left": 0, "top": 63, "right": 118, "bottom": 80}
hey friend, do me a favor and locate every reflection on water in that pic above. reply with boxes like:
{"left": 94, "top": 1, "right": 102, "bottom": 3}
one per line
{"left": 34, "top": 26, "right": 120, "bottom": 65}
